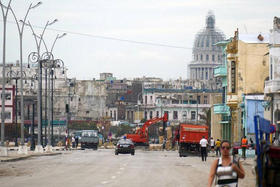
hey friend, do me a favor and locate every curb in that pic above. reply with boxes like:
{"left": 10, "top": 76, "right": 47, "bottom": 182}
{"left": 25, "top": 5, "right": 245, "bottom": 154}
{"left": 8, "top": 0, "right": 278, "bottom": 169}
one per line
{"left": 0, "top": 152, "right": 62, "bottom": 162}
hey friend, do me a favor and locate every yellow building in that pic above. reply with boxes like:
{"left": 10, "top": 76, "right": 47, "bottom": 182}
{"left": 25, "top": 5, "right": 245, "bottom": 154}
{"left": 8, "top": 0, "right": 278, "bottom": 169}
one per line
{"left": 226, "top": 30, "right": 269, "bottom": 143}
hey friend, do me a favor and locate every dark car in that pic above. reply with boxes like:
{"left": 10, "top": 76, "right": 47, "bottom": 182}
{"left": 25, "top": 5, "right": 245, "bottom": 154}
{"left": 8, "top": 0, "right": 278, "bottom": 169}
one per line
{"left": 115, "top": 139, "right": 135, "bottom": 155}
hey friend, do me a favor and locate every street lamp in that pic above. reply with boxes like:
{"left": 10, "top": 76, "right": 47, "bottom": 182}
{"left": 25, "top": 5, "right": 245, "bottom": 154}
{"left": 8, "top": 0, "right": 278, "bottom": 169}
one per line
{"left": 66, "top": 79, "right": 75, "bottom": 138}
{"left": 41, "top": 59, "right": 64, "bottom": 149}
{"left": 6, "top": 68, "right": 26, "bottom": 147}
{"left": 0, "top": 1, "right": 42, "bottom": 153}
{"left": 26, "top": 19, "right": 57, "bottom": 153}
{"left": 34, "top": 33, "right": 66, "bottom": 148}
{"left": 0, "top": 0, "right": 12, "bottom": 155}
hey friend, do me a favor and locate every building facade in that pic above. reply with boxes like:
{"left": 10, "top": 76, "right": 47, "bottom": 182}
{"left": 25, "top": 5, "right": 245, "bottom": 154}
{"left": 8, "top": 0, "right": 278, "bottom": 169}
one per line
{"left": 264, "top": 16, "right": 280, "bottom": 138}
{"left": 226, "top": 30, "right": 269, "bottom": 143}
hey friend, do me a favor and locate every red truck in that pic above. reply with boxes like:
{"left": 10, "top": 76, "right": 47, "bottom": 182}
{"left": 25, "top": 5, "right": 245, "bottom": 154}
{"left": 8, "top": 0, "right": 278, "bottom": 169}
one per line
{"left": 178, "top": 123, "right": 208, "bottom": 157}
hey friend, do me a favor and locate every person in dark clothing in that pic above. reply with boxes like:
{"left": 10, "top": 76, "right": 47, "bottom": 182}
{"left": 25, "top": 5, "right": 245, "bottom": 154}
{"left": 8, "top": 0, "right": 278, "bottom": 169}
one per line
{"left": 75, "top": 136, "right": 79, "bottom": 148}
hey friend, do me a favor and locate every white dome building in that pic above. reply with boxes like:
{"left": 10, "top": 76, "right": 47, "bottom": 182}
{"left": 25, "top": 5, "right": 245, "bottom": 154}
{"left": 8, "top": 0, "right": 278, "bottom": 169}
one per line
{"left": 188, "top": 11, "right": 225, "bottom": 81}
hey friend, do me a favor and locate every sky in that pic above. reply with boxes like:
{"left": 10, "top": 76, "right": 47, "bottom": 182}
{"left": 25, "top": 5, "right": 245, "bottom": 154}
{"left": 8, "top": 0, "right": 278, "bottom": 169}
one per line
{"left": 1, "top": 0, "right": 280, "bottom": 80}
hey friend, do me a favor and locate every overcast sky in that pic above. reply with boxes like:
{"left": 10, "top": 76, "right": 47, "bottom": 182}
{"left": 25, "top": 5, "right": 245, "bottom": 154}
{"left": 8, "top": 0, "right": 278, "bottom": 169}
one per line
{"left": 1, "top": 0, "right": 279, "bottom": 80}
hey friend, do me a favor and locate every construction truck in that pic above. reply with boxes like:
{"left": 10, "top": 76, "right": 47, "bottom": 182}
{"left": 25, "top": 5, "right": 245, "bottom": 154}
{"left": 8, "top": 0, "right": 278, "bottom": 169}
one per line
{"left": 178, "top": 123, "right": 208, "bottom": 157}
{"left": 126, "top": 113, "right": 168, "bottom": 146}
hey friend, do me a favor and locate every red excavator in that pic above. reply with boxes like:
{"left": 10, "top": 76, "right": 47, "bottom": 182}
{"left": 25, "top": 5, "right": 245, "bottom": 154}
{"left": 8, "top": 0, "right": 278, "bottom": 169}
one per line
{"left": 126, "top": 113, "right": 168, "bottom": 145}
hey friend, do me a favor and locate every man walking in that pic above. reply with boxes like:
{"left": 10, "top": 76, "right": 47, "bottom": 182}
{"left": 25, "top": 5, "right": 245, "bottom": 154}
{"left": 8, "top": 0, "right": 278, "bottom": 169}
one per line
{"left": 200, "top": 136, "right": 208, "bottom": 162}
{"left": 241, "top": 136, "right": 248, "bottom": 159}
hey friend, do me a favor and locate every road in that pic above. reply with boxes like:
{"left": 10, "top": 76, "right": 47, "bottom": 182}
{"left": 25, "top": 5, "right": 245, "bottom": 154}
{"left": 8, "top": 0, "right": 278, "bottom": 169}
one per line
{"left": 0, "top": 149, "right": 255, "bottom": 187}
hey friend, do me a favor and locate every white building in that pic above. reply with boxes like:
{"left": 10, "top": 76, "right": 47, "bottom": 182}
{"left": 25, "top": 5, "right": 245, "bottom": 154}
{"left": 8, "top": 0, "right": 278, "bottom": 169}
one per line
{"left": 264, "top": 16, "right": 280, "bottom": 137}
{"left": 141, "top": 88, "right": 215, "bottom": 125}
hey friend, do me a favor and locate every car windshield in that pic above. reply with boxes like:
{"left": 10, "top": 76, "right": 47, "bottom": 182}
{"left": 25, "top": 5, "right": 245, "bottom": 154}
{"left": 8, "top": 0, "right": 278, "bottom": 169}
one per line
{"left": 82, "top": 131, "right": 98, "bottom": 137}
{"left": 118, "top": 139, "right": 133, "bottom": 144}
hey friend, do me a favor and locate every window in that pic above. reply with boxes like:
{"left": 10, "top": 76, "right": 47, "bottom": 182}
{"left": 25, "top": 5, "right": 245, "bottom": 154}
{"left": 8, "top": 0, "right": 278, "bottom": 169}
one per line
{"left": 145, "top": 96, "right": 147, "bottom": 104}
{"left": 191, "top": 111, "right": 196, "bottom": 120}
{"left": 149, "top": 111, "right": 153, "bottom": 119}
{"left": 110, "top": 111, "right": 112, "bottom": 118}
{"left": 212, "top": 55, "right": 215, "bottom": 61}
{"left": 173, "top": 111, "right": 178, "bottom": 120}
{"left": 204, "top": 96, "right": 208, "bottom": 104}
{"left": 131, "top": 111, "right": 134, "bottom": 120}
{"left": 114, "top": 111, "right": 116, "bottom": 120}
{"left": 206, "top": 54, "right": 209, "bottom": 61}
{"left": 270, "top": 57, "right": 273, "bottom": 80}
{"left": 127, "top": 111, "right": 130, "bottom": 119}
{"left": 197, "top": 96, "right": 201, "bottom": 104}
{"left": 150, "top": 96, "right": 153, "bottom": 104}
{"left": 156, "top": 111, "right": 159, "bottom": 118}
{"left": 218, "top": 55, "right": 221, "bottom": 61}
{"left": 200, "top": 54, "right": 203, "bottom": 61}
{"left": 182, "top": 111, "right": 187, "bottom": 118}
{"left": 231, "top": 61, "right": 236, "bottom": 93}
{"left": 206, "top": 39, "right": 209, "bottom": 47}
{"left": 206, "top": 71, "right": 208, "bottom": 80}
{"left": 145, "top": 111, "right": 147, "bottom": 120}
{"left": 86, "top": 111, "right": 89, "bottom": 114}
{"left": 1, "top": 92, "right": 11, "bottom": 100}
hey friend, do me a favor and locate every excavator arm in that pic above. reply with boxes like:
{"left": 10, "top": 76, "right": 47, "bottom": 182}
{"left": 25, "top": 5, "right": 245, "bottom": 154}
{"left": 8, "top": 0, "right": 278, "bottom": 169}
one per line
{"left": 138, "top": 113, "right": 168, "bottom": 137}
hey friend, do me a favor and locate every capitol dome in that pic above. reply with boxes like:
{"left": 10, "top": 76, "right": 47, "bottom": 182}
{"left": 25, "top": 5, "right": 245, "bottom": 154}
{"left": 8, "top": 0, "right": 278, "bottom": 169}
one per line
{"left": 188, "top": 11, "right": 225, "bottom": 81}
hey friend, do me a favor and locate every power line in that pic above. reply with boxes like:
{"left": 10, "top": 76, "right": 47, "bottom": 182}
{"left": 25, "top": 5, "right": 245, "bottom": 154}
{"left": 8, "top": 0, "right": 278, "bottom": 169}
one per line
{"left": 3, "top": 19, "right": 193, "bottom": 50}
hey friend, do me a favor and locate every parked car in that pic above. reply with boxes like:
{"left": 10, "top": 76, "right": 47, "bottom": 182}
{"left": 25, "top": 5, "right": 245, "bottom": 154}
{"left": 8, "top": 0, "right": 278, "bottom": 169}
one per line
{"left": 115, "top": 139, "right": 135, "bottom": 155}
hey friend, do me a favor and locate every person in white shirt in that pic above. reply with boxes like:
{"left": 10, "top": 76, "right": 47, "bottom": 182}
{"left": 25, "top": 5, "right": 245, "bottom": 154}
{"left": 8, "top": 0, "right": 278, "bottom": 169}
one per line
{"left": 210, "top": 137, "right": 215, "bottom": 153}
{"left": 200, "top": 136, "right": 208, "bottom": 162}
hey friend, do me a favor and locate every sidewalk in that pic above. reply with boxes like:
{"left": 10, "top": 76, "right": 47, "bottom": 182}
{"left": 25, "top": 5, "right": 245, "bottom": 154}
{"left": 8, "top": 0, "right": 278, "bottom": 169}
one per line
{"left": 0, "top": 147, "right": 64, "bottom": 162}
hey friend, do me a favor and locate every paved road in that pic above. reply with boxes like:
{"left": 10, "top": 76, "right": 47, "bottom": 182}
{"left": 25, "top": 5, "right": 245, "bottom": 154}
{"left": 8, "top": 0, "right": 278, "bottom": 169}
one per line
{"left": 0, "top": 149, "right": 255, "bottom": 187}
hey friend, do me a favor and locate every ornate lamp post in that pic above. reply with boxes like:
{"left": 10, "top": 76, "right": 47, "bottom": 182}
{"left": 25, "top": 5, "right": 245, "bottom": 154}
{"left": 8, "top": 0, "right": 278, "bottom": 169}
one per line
{"left": 6, "top": 69, "right": 26, "bottom": 147}
{"left": 0, "top": 1, "right": 42, "bottom": 154}
{"left": 25, "top": 19, "right": 57, "bottom": 153}
{"left": 35, "top": 33, "right": 66, "bottom": 147}
{"left": 0, "top": 0, "right": 12, "bottom": 156}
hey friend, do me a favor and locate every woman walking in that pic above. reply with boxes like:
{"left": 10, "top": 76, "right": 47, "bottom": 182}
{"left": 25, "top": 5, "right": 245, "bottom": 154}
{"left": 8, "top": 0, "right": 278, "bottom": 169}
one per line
{"left": 208, "top": 140, "right": 245, "bottom": 187}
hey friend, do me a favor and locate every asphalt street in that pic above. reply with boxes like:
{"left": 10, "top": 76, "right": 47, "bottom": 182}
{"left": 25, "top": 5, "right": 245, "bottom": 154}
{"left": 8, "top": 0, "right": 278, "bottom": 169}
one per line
{"left": 0, "top": 149, "right": 255, "bottom": 187}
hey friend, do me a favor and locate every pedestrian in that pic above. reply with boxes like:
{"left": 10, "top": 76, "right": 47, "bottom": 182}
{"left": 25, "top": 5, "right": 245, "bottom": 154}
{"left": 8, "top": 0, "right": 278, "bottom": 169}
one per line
{"left": 210, "top": 137, "right": 215, "bottom": 153}
{"left": 208, "top": 140, "right": 245, "bottom": 187}
{"left": 72, "top": 136, "right": 75, "bottom": 148}
{"left": 200, "top": 136, "right": 208, "bottom": 162}
{"left": 65, "top": 135, "right": 68, "bottom": 150}
{"left": 75, "top": 136, "right": 79, "bottom": 148}
{"left": 249, "top": 138, "right": 255, "bottom": 149}
{"left": 241, "top": 136, "right": 248, "bottom": 159}
{"left": 215, "top": 139, "right": 221, "bottom": 157}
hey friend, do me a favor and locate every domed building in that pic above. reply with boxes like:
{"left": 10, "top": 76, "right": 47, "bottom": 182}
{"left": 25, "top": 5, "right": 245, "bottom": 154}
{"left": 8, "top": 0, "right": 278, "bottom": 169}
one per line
{"left": 188, "top": 11, "right": 225, "bottom": 81}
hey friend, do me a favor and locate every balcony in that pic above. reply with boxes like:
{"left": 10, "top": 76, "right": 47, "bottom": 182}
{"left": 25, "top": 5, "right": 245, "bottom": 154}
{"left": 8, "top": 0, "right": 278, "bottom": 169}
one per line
{"left": 214, "top": 104, "right": 230, "bottom": 115}
{"left": 214, "top": 66, "right": 227, "bottom": 77}
{"left": 264, "top": 80, "right": 280, "bottom": 94}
